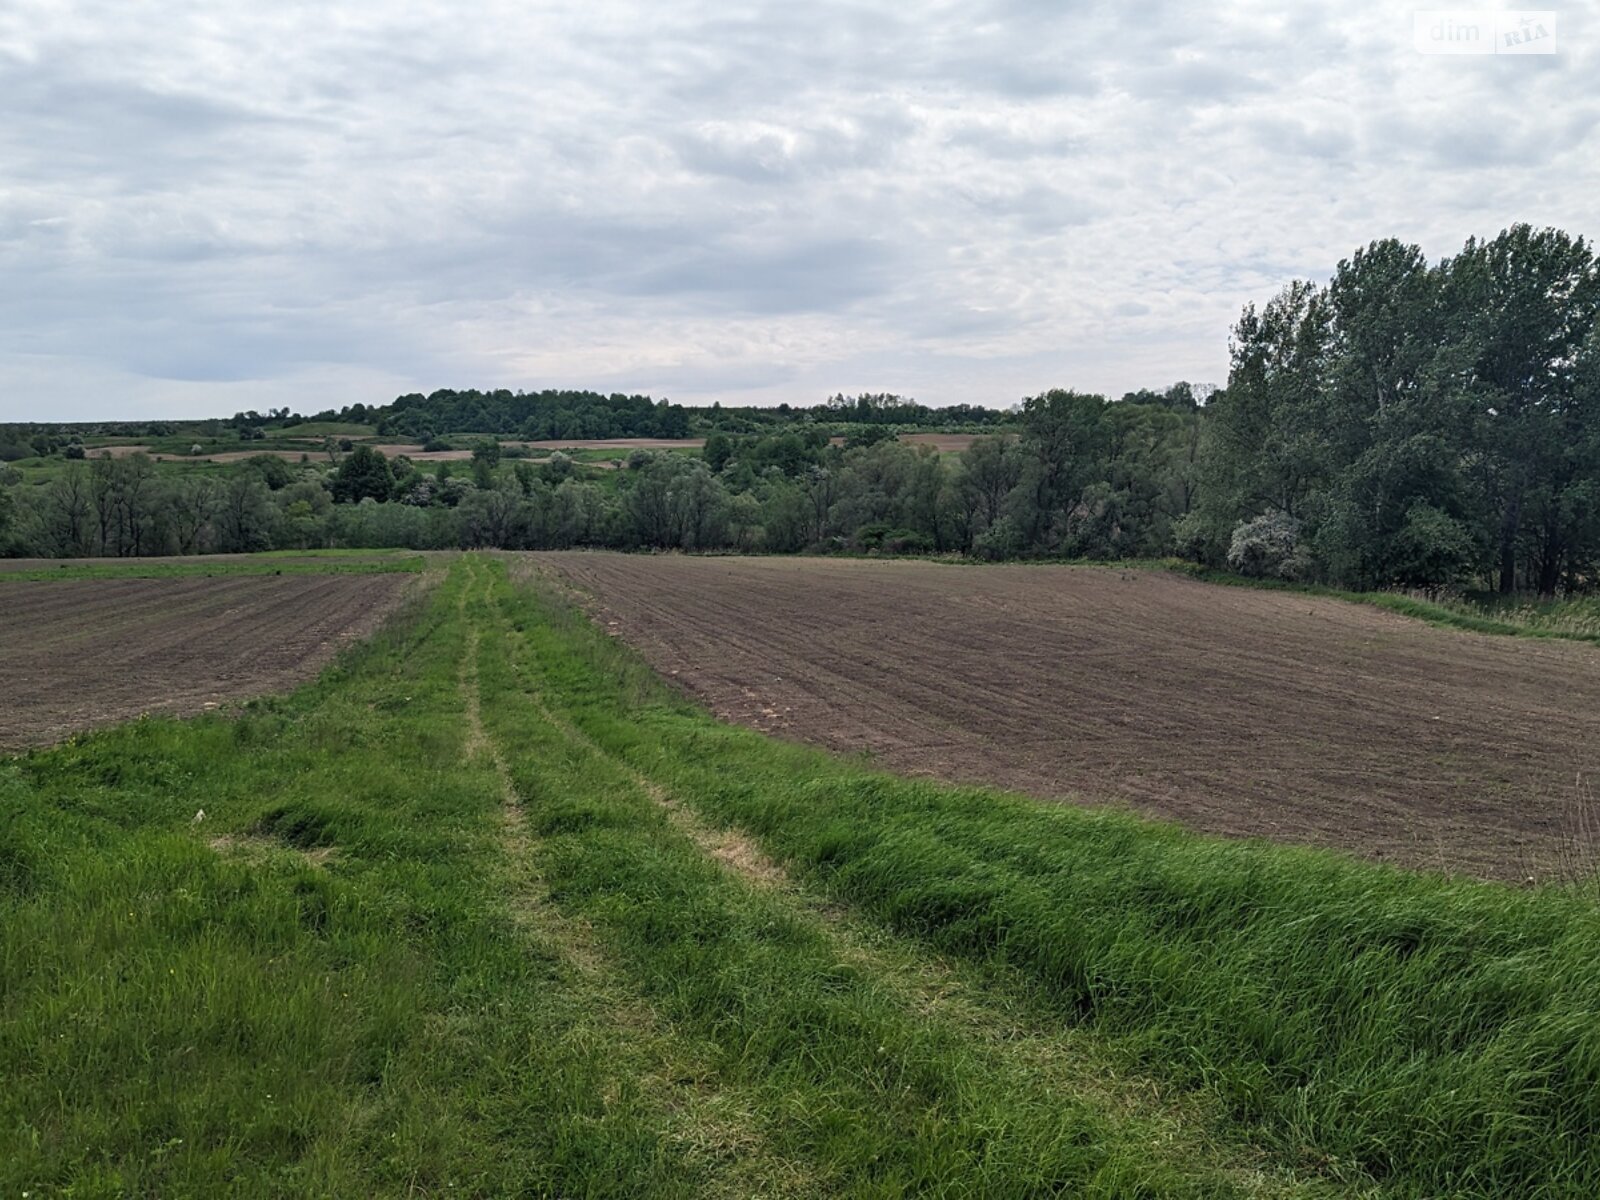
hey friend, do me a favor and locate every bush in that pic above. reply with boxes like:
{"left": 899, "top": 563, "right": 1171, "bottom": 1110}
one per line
{"left": 1227, "top": 511, "right": 1308, "bottom": 579}
{"left": 1170, "top": 510, "right": 1220, "bottom": 564}
{"left": 971, "top": 516, "right": 1024, "bottom": 561}
{"left": 1391, "top": 503, "right": 1476, "bottom": 588}
{"left": 854, "top": 523, "right": 933, "bottom": 555}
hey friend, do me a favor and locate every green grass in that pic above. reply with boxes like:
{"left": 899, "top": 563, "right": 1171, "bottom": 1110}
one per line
{"left": 0, "top": 552, "right": 425, "bottom": 581}
{"left": 472, "top": 566, "right": 1320, "bottom": 1197}
{"left": 276, "top": 422, "right": 378, "bottom": 438}
{"left": 6, "top": 554, "right": 1599, "bottom": 1196}
{"left": 1167, "top": 564, "right": 1600, "bottom": 645}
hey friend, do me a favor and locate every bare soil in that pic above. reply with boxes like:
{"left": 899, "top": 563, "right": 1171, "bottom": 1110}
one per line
{"left": 0, "top": 574, "right": 417, "bottom": 750}
{"left": 535, "top": 553, "right": 1600, "bottom": 881}
{"left": 0, "top": 553, "right": 398, "bottom": 573}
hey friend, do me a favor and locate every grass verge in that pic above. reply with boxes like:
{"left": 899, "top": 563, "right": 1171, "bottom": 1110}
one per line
{"left": 1160, "top": 562, "right": 1600, "bottom": 645}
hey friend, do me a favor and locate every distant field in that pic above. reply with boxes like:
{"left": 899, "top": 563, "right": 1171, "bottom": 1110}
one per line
{"left": 537, "top": 553, "right": 1600, "bottom": 881}
{"left": 79, "top": 432, "right": 981, "bottom": 464}
{"left": 0, "top": 568, "right": 422, "bottom": 749}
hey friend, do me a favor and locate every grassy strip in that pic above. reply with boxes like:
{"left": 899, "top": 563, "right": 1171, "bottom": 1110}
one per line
{"left": 507, "top": 562, "right": 1600, "bottom": 1198}
{"left": 0, "top": 565, "right": 705, "bottom": 1196}
{"left": 1156, "top": 562, "right": 1600, "bottom": 645}
{"left": 475, "top": 561, "right": 1320, "bottom": 1198}
{"left": 0, "top": 554, "right": 425, "bottom": 581}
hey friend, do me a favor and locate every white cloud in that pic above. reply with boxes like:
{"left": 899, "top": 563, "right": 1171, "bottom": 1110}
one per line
{"left": 1, "top": 0, "right": 1597, "bottom": 419}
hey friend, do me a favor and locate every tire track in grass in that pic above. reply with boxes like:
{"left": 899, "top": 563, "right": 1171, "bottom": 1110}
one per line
{"left": 456, "top": 560, "right": 804, "bottom": 1198}
{"left": 488, "top": 562, "right": 1349, "bottom": 1199}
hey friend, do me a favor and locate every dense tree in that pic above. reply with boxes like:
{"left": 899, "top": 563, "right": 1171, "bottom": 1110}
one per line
{"left": 703, "top": 431, "right": 733, "bottom": 473}
{"left": 215, "top": 476, "right": 274, "bottom": 553}
{"left": 959, "top": 435, "right": 1023, "bottom": 535}
{"left": 1191, "top": 225, "right": 1600, "bottom": 594}
{"left": 1444, "top": 226, "right": 1600, "bottom": 593}
{"left": 331, "top": 446, "right": 396, "bottom": 504}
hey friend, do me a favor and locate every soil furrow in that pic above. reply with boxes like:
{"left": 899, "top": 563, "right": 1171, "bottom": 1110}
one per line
{"left": 533, "top": 552, "right": 1600, "bottom": 880}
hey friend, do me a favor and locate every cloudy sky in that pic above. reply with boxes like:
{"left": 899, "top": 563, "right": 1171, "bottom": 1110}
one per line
{"left": 1, "top": 1, "right": 1595, "bottom": 420}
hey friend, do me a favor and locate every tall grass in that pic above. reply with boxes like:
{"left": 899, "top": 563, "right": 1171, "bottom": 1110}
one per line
{"left": 1167, "top": 563, "right": 1600, "bottom": 645}
{"left": 503, "top": 562, "right": 1600, "bottom": 1198}
{"left": 1445, "top": 592, "right": 1600, "bottom": 639}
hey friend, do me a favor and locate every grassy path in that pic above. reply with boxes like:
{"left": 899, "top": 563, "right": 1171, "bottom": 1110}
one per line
{"left": 466, "top": 556, "right": 1347, "bottom": 1198}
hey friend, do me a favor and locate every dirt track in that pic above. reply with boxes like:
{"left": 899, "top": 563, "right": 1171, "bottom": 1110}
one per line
{"left": 536, "top": 553, "right": 1600, "bottom": 881}
{"left": 0, "top": 574, "right": 417, "bottom": 749}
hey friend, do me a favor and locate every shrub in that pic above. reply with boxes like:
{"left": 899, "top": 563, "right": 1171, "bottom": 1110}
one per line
{"left": 1170, "top": 510, "right": 1220, "bottom": 564}
{"left": 1391, "top": 503, "right": 1476, "bottom": 588}
{"left": 1227, "top": 510, "right": 1307, "bottom": 579}
{"left": 971, "top": 516, "right": 1024, "bottom": 561}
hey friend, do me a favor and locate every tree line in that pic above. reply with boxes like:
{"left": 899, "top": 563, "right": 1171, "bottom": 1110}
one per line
{"left": 1186, "top": 225, "right": 1599, "bottom": 596}
{"left": 2, "top": 225, "right": 1595, "bottom": 596}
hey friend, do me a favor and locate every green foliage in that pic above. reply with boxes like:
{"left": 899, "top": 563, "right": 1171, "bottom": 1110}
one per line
{"left": 1199, "top": 226, "right": 1600, "bottom": 596}
{"left": 5, "top": 222, "right": 1598, "bottom": 605}
{"left": 242, "top": 452, "right": 295, "bottom": 490}
{"left": 330, "top": 445, "right": 396, "bottom": 504}
{"left": 701, "top": 430, "right": 732, "bottom": 473}
{"left": 382, "top": 388, "right": 692, "bottom": 440}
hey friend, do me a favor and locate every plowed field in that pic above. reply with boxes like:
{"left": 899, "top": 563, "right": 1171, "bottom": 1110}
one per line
{"left": 537, "top": 552, "right": 1600, "bottom": 880}
{"left": 0, "top": 574, "right": 417, "bottom": 749}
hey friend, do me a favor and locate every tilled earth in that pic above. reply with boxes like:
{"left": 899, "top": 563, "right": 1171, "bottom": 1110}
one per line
{"left": 0, "top": 574, "right": 417, "bottom": 749}
{"left": 537, "top": 552, "right": 1600, "bottom": 881}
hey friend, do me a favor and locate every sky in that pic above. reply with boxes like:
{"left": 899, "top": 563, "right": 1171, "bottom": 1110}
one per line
{"left": 1, "top": 1, "right": 1596, "bottom": 421}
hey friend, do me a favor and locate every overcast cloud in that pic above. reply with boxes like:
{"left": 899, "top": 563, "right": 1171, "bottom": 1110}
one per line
{"left": 2, "top": 0, "right": 1596, "bottom": 419}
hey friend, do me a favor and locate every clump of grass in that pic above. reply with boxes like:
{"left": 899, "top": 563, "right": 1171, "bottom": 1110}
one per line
{"left": 1443, "top": 592, "right": 1600, "bottom": 639}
